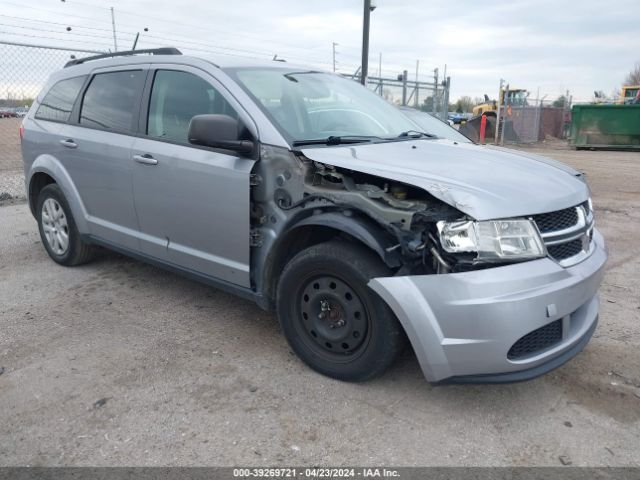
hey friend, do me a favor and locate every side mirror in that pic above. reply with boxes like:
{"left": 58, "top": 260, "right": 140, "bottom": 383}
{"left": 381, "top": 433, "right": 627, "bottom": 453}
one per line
{"left": 188, "top": 114, "right": 254, "bottom": 155}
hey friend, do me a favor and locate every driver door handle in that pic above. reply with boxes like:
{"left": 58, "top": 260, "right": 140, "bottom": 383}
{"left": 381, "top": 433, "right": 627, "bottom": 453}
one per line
{"left": 133, "top": 154, "right": 158, "bottom": 166}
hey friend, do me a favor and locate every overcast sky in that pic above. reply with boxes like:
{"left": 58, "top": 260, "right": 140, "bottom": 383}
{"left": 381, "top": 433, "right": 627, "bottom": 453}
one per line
{"left": 1, "top": 0, "right": 638, "bottom": 102}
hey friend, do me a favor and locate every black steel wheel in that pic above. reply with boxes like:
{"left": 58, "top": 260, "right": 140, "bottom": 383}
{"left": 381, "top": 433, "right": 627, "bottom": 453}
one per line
{"left": 277, "top": 240, "right": 405, "bottom": 381}
{"left": 296, "top": 274, "right": 370, "bottom": 361}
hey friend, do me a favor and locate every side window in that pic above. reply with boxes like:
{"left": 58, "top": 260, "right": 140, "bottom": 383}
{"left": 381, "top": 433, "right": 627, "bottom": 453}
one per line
{"left": 80, "top": 70, "right": 144, "bottom": 132}
{"left": 35, "top": 76, "right": 86, "bottom": 122}
{"left": 147, "top": 70, "right": 238, "bottom": 143}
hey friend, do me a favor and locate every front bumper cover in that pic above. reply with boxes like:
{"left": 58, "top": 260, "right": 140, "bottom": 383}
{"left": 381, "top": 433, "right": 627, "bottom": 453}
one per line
{"left": 368, "top": 229, "right": 607, "bottom": 383}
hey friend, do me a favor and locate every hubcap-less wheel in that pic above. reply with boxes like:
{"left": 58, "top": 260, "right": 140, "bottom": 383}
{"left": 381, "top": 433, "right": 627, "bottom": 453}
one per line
{"left": 296, "top": 275, "right": 369, "bottom": 361}
{"left": 41, "top": 198, "right": 69, "bottom": 255}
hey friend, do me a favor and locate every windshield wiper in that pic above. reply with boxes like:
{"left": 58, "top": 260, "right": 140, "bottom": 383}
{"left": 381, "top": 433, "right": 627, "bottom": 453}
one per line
{"left": 396, "top": 130, "right": 437, "bottom": 139}
{"left": 292, "top": 135, "right": 381, "bottom": 147}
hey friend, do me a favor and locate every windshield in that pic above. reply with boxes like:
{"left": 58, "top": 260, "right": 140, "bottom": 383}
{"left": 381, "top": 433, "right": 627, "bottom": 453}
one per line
{"left": 227, "top": 68, "right": 419, "bottom": 144}
{"left": 507, "top": 91, "right": 528, "bottom": 107}
{"left": 400, "top": 108, "right": 471, "bottom": 143}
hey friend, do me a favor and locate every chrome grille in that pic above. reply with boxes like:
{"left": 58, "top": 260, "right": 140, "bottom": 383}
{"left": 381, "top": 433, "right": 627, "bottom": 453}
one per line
{"left": 532, "top": 203, "right": 594, "bottom": 266}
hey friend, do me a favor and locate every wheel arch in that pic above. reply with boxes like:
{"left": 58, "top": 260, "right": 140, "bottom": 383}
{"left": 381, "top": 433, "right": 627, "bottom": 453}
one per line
{"left": 257, "top": 211, "right": 400, "bottom": 310}
{"left": 27, "top": 155, "right": 89, "bottom": 233}
{"left": 28, "top": 171, "right": 56, "bottom": 216}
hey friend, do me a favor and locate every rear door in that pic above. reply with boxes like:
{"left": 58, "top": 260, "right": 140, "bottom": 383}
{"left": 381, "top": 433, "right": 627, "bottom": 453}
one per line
{"left": 25, "top": 74, "right": 87, "bottom": 186}
{"left": 62, "top": 66, "right": 148, "bottom": 250}
{"left": 131, "top": 65, "right": 256, "bottom": 287}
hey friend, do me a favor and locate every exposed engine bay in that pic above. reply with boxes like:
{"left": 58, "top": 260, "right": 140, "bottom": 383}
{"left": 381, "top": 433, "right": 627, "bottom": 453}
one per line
{"left": 249, "top": 144, "right": 490, "bottom": 297}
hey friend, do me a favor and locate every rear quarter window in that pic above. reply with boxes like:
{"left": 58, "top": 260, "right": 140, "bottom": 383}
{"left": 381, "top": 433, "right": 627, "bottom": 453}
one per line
{"left": 35, "top": 76, "right": 86, "bottom": 123}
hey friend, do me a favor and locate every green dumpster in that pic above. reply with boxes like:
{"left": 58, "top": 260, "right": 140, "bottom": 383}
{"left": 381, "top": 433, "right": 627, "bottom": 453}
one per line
{"left": 570, "top": 104, "right": 640, "bottom": 150}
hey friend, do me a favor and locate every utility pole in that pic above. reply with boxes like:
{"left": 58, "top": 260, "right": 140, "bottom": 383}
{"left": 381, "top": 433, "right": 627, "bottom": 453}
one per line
{"left": 443, "top": 77, "right": 451, "bottom": 122}
{"left": 110, "top": 6, "right": 118, "bottom": 51}
{"left": 500, "top": 83, "right": 509, "bottom": 146}
{"left": 401, "top": 70, "right": 408, "bottom": 106}
{"left": 494, "top": 78, "right": 504, "bottom": 145}
{"left": 377, "top": 52, "right": 383, "bottom": 96}
{"left": 432, "top": 68, "right": 439, "bottom": 116}
{"left": 361, "top": 0, "right": 372, "bottom": 85}
{"left": 332, "top": 42, "right": 338, "bottom": 73}
{"left": 414, "top": 60, "right": 420, "bottom": 108}
{"left": 534, "top": 86, "right": 541, "bottom": 141}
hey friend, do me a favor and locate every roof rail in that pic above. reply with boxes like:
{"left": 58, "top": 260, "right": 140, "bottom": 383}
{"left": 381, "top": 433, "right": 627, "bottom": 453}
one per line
{"left": 64, "top": 47, "right": 182, "bottom": 68}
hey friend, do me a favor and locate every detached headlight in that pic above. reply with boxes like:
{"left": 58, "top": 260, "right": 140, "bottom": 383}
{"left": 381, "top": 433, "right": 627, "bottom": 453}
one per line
{"left": 437, "top": 219, "right": 546, "bottom": 261}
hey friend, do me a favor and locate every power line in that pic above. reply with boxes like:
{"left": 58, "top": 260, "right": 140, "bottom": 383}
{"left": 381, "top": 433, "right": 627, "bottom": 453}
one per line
{"left": 0, "top": 1, "right": 116, "bottom": 27}
{"left": 0, "top": 30, "right": 109, "bottom": 47}
{"left": 0, "top": 14, "right": 129, "bottom": 35}
{"left": 61, "top": 0, "right": 327, "bottom": 50}
{"left": 0, "top": 22, "right": 116, "bottom": 41}
{"left": 0, "top": 2, "right": 424, "bottom": 74}
{"left": 0, "top": 2, "right": 336, "bottom": 66}
{"left": 0, "top": 0, "right": 330, "bottom": 58}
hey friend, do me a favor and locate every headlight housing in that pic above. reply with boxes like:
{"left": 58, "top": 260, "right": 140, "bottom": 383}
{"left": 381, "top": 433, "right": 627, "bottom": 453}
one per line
{"left": 437, "top": 219, "right": 546, "bottom": 261}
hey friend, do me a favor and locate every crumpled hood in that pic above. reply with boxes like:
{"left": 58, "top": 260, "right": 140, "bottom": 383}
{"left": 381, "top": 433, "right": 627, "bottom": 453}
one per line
{"left": 301, "top": 139, "right": 589, "bottom": 221}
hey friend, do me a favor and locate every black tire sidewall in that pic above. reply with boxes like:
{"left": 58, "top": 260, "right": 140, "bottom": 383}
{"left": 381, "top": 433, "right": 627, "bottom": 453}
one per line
{"left": 277, "top": 241, "right": 403, "bottom": 381}
{"left": 36, "top": 184, "right": 82, "bottom": 266}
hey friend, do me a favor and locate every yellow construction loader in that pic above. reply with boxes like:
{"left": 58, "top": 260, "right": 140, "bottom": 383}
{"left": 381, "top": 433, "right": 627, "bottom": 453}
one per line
{"left": 620, "top": 85, "right": 640, "bottom": 104}
{"left": 460, "top": 88, "right": 528, "bottom": 143}
{"left": 472, "top": 88, "right": 528, "bottom": 116}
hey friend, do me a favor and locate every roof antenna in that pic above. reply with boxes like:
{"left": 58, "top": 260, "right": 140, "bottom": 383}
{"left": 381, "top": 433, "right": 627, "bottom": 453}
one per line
{"left": 132, "top": 28, "right": 148, "bottom": 51}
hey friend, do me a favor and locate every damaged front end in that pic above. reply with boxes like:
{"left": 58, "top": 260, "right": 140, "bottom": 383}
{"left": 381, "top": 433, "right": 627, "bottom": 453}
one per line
{"left": 248, "top": 144, "right": 605, "bottom": 383}
{"left": 251, "top": 145, "right": 538, "bottom": 305}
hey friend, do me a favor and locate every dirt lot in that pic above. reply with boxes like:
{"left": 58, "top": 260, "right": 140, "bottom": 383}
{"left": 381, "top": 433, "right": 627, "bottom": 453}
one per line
{"left": 0, "top": 118, "right": 26, "bottom": 204}
{"left": 0, "top": 136, "right": 639, "bottom": 466}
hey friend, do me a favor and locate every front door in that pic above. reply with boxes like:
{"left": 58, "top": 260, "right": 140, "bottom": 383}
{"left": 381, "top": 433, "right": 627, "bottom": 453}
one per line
{"left": 131, "top": 67, "right": 255, "bottom": 287}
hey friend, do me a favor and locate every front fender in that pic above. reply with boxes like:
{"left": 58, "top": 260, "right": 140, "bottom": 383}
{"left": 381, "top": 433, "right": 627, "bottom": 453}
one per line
{"left": 28, "top": 155, "right": 89, "bottom": 233}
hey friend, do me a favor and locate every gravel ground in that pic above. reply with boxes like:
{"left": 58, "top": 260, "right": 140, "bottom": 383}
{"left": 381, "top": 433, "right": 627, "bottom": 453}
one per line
{"left": 0, "top": 118, "right": 26, "bottom": 205}
{"left": 0, "top": 140, "right": 639, "bottom": 466}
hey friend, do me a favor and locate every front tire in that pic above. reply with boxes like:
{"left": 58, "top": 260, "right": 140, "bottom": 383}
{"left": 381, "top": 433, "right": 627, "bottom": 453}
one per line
{"left": 277, "top": 240, "right": 404, "bottom": 382}
{"left": 37, "top": 183, "right": 94, "bottom": 266}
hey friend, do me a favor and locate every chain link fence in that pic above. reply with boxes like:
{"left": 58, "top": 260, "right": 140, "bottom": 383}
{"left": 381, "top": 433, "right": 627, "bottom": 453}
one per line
{"left": 460, "top": 99, "right": 570, "bottom": 145}
{"left": 341, "top": 70, "right": 451, "bottom": 122}
{"left": 0, "top": 41, "right": 101, "bottom": 203}
{"left": 497, "top": 100, "right": 570, "bottom": 145}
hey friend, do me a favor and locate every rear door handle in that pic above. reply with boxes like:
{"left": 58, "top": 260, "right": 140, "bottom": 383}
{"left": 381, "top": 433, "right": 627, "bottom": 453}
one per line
{"left": 59, "top": 139, "right": 77, "bottom": 149}
{"left": 133, "top": 154, "right": 158, "bottom": 166}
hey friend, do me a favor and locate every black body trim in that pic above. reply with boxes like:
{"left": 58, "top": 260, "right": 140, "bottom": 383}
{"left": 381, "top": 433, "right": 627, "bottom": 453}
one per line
{"left": 83, "top": 234, "right": 262, "bottom": 305}
{"left": 292, "top": 212, "right": 401, "bottom": 267}
{"left": 436, "top": 317, "right": 598, "bottom": 385}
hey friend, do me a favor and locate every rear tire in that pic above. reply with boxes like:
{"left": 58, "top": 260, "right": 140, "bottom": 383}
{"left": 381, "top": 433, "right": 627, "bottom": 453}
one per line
{"left": 37, "top": 183, "right": 94, "bottom": 266}
{"left": 277, "top": 240, "right": 404, "bottom": 382}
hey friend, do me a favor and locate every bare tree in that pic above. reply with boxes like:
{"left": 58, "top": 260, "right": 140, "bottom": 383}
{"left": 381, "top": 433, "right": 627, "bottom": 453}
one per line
{"left": 625, "top": 62, "right": 640, "bottom": 85}
{"left": 552, "top": 95, "right": 568, "bottom": 108}
{"left": 454, "top": 96, "right": 475, "bottom": 113}
{"left": 420, "top": 96, "right": 434, "bottom": 112}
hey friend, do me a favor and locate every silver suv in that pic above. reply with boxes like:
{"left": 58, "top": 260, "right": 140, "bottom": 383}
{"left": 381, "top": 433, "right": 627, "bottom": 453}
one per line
{"left": 21, "top": 48, "right": 607, "bottom": 383}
